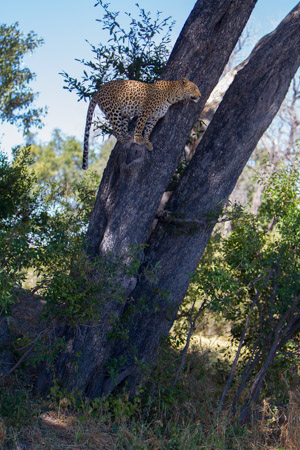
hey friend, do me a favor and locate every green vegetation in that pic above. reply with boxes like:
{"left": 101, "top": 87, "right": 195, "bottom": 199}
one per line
{"left": 0, "top": 22, "right": 45, "bottom": 132}
{"left": 0, "top": 335, "right": 299, "bottom": 449}
{"left": 1, "top": 5, "right": 300, "bottom": 449}
{"left": 0, "top": 133, "right": 112, "bottom": 315}
{"left": 61, "top": 1, "right": 174, "bottom": 138}
{"left": 1, "top": 138, "right": 300, "bottom": 448}
{"left": 62, "top": 1, "right": 174, "bottom": 97}
{"left": 179, "top": 160, "right": 300, "bottom": 421}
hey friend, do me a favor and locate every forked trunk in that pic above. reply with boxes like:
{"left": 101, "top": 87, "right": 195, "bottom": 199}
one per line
{"left": 37, "top": 1, "right": 300, "bottom": 399}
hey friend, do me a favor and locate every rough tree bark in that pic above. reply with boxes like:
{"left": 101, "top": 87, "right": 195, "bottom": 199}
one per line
{"left": 37, "top": 1, "right": 300, "bottom": 398}
{"left": 98, "top": 4, "right": 300, "bottom": 397}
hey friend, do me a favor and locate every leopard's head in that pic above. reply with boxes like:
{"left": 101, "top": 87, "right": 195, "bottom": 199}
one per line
{"left": 181, "top": 78, "right": 201, "bottom": 103}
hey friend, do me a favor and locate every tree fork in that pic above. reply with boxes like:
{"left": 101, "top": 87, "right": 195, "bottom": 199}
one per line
{"left": 38, "top": 0, "right": 259, "bottom": 395}
{"left": 85, "top": 0, "right": 258, "bottom": 261}
{"left": 100, "top": 4, "right": 300, "bottom": 397}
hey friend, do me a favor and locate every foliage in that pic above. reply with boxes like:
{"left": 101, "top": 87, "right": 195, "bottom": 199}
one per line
{"left": 0, "top": 22, "right": 45, "bottom": 132}
{"left": 203, "top": 163, "right": 300, "bottom": 353}
{"left": 0, "top": 388, "right": 34, "bottom": 428}
{"left": 176, "top": 159, "right": 300, "bottom": 416}
{"left": 0, "top": 147, "right": 42, "bottom": 313}
{"left": 61, "top": 2, "right": 175, "bottom": 98}
{"left": 60, "top": 1, "right": 175, "bottom": 139}
{"left": 42, "top": 244, "right": 143, "bottom": 325}
{"left": 1, "top": 142, "right": 300, "bottom": 447}
{"left": 0, "top": 141, "right": 103, "bottom": 396}
{"left": 0, "top": 135, "right": 103, "bottom": 316}
{"left": 0, "top": 131, "right": 130, "bottom": 327}
{"left": 29, "top": 128, "right": 106, "bottom": 210}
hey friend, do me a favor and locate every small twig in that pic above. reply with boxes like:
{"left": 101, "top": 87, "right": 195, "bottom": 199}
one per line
{"left": 239, "top": 293, "right": 300, "bottom": 422}
{"left": 218, "top": 269, "right": 273, "bottom": 416}
{"left": 0, "top": 328, "right": 49, "bottom": 383}
{"left": 232, "top": 338, "right": 263, "bottom": 416}
{"left": 174, "top": 298, "right": 207, "bottom": 385}
{"left": 0, "top": 308, "right": 6, "bottom": 327}
{"left": 30, "top": 279, "right": 52, "bottom": 294}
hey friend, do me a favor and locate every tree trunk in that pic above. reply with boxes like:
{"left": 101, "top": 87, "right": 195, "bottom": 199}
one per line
{"left": 37, "top": 1, "right": 300, "bottom": 398}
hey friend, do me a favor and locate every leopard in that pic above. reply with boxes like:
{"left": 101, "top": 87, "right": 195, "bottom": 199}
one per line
{"left": 82, "top": 78, "right": 201, "bottom": 169}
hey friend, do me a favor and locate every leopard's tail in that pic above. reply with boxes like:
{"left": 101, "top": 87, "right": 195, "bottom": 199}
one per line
{"left": 82, "top": 95, "right": 97, "bottom": 170}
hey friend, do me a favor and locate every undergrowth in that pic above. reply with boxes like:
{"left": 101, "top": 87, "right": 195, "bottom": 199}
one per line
{"left": 1, "top": 337, "right": 299, "bottom": 450}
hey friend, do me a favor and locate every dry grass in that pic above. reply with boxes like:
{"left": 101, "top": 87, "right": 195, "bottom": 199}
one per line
{"left": 279, "top": 390, "right": 300, "bottom": 450}
{"left": 1, "top": 335, "right": 300, "bottom": 449}
{"left": 1, "top": 389, "right": 300, "bottom": 449}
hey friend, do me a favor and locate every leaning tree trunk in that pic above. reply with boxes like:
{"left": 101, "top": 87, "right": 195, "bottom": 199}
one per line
{"left": 37, "top": 1, "right": 300, "bottom": 398}
{"left": 97, "top": 4, "right": 300, "bottom": 397}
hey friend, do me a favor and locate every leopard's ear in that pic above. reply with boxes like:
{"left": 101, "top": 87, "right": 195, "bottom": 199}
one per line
{"left": 181, "top": 77, "right": 188, "bottom": 84}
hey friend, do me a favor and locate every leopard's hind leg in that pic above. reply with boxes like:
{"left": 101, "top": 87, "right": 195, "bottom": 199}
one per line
{"left": 119, "top": 116, "right": 130, "bottom": 142}
{"left": 105, "top": 110, "right": 130, "bottom": 144}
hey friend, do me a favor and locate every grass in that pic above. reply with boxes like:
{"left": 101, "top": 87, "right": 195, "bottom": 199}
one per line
{"left": 1, "top": 335, "right": 300, "bottom": 449}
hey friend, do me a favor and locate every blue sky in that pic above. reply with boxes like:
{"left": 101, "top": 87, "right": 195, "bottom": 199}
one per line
{"left": 0, "top": 0, "right": 298, "bottom": 153}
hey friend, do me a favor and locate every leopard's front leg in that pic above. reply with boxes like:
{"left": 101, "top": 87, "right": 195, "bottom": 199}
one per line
{"left": 143, "top": 117, "right": 160, "bottom": 151}
{"left": 133, "top": 113, "right": 149, "bottom": 148}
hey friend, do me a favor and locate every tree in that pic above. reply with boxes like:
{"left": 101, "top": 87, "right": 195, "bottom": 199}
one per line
{"left": 0, "top": 144, "right": 96, "bottom": 379}
{"left": 37, "top": 0, "right": 300, "bottom": 401}
{"left": 0, "top": 22, "right": 45, "bottom": 132}
{"left": 28, "top": 129, "right": 107, "bottom": 209}
{"left": 0, "top": 147, "right": 41, "bottom": 376}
